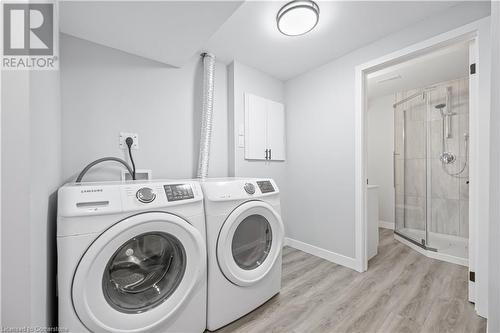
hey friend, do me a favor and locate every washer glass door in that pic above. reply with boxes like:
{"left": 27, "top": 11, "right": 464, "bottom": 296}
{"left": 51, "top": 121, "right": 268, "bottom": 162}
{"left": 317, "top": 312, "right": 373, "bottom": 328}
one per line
{"left": 217, "top": 201, "right": 284, "bottom": 287}
{"left": 72, "top": 212, "right": 206, "bottom": 332}
{"left": 103, "top": 232, "right": 186, "bottom": 313}
{"left": 232, "top": 215, "right": 273, "bottom": 270}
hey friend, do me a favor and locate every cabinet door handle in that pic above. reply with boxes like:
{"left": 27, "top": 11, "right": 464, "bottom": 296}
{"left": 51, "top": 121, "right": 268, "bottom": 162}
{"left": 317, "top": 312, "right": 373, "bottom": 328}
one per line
{"left": 265, "top": 149, "right": 269, "bottom": 160}
{"left": 269, "top": 149, "right": 272, "bottom": 160}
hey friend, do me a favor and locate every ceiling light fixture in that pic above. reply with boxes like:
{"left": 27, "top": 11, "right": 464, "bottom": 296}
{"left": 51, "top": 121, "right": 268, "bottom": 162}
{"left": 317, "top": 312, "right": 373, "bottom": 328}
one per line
{"left": 277, "top": 0, "right": 320, "bottom": 36}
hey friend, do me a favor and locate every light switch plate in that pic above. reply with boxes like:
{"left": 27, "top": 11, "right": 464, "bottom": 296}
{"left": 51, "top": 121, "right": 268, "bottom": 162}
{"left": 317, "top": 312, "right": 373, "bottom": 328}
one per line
{"left": 119, "top": 132, "right": 139, "bottom": 149}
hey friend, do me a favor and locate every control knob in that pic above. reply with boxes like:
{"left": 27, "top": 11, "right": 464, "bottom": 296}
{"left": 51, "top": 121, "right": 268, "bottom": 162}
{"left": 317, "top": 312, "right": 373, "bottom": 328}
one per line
{"left": 136, "top": 187, "right": 156, "bottom": 203}
{"left": 244, "top": 183, "right": 255, "bottom": 195}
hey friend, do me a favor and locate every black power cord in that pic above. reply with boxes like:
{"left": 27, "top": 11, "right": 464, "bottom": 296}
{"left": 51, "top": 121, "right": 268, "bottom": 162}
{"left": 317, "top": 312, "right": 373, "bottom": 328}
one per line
{"left": 125, "top": 137, "right": 136, "bottom": 180}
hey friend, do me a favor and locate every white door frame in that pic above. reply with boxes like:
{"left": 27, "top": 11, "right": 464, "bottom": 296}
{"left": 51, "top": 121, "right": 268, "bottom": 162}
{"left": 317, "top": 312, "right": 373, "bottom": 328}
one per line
{"left": 354, "top": 17, "right": 490, "bottom": 318}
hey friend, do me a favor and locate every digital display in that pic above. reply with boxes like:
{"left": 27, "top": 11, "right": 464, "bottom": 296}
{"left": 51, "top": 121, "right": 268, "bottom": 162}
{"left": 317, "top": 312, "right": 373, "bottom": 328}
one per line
{"left": 164, "top": 184, "right": 194, "bottom": 201}
{"left": 257, "top": 181, "right": 275, "bottom": 193}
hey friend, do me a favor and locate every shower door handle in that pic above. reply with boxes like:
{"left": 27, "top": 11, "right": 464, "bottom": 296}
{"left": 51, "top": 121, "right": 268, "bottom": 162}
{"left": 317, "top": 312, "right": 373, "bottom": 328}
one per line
{"left": 393, "top": 152, "right": 399, "bottom": 188}
{"left": 265, "top": 149, "right": 269, "bottom": 160}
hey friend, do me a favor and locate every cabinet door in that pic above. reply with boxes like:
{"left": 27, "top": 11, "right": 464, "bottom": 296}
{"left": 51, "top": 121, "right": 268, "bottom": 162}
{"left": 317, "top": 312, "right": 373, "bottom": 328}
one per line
{"left": 244, "top": 93, "right": 268, "bottom": 160}
{"left": 267, "top": 100, "right": 285, "bottom": 161}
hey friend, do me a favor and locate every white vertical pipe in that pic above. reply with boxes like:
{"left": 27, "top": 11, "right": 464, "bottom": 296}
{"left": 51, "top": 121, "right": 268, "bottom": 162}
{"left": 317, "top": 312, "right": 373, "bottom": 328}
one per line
{"left": 197, "top": 53, "right": 216, "bottom": 179}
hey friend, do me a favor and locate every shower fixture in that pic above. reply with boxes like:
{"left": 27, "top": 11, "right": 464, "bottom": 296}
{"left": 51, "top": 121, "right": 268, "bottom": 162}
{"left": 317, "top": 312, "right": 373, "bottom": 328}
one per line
{"left": 435, "top": 87, "right": 469, "bottom": 177}
{"left": 440, "top": 151, "right": 456, "bottom": 164}
{"left": 435, "top": 102, "right": 456, "bottom": 165}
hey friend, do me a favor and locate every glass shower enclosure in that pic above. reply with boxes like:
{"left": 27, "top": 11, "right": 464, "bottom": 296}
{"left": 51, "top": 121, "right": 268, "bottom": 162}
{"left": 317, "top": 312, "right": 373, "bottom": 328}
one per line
{"left": 393, "top": 78, "right": 469, "bottom": 260}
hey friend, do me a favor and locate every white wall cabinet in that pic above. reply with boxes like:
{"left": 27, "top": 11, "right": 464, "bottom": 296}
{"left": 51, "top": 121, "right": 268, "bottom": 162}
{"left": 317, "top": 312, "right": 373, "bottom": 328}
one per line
{"left": 244, "top": 93, "right": 285, "bottom": 161}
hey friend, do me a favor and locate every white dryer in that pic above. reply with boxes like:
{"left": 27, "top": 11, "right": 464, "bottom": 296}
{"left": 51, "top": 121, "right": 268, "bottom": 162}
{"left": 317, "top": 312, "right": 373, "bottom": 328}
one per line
{"left": 57, "top": 180, "right": 207, "bottom": 333}
{"left": 201, "top": 178, "right": 285, "bottom": 331}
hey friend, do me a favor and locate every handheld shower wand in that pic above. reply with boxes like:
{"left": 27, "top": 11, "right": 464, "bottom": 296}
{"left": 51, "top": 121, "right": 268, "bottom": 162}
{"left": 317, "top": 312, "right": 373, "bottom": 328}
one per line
{"left": 435, "top": 103, "right": 456, "bottom": 164}
{"left": 435, "top": 86, "right": 468, "bottom": 178}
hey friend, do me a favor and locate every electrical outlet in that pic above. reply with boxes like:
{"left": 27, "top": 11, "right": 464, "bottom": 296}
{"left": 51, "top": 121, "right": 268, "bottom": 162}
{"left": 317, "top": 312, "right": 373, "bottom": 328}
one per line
{"left": 119, "top": 132, "right": 139, "bottom": 149}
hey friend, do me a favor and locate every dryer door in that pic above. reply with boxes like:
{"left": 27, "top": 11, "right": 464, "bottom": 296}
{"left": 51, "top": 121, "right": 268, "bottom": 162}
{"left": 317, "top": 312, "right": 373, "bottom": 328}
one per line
{"left": 72, "top": 212, "right": 206, "bottom": 332}
{"left": 217, "top": 201, "right": 284, "bottom": 287}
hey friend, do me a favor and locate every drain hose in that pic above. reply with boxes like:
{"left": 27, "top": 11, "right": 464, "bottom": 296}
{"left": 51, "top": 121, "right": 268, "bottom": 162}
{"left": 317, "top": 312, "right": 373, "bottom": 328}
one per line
{"left": 76, "top": 157, "right": 134, "bottom": 182}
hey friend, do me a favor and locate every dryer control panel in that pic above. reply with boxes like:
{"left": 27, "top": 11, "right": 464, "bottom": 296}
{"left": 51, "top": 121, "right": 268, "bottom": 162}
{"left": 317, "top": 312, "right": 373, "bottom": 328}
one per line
{"left": 164, "top": 184, "right": 194, "bottom": 201}
{"left": 257, "top": 180, "right": 275, "bottom": 193}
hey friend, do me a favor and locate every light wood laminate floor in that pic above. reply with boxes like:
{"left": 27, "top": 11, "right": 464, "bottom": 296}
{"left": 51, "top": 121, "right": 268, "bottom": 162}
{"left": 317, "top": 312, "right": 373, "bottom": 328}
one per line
{"left": 214, "top": 229, "right": 486, "bottom": 333}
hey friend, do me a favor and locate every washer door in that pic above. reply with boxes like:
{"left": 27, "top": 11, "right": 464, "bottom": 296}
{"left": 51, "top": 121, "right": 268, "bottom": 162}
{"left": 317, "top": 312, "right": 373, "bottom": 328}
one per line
{"left": 217, "top": 201, "right": 284, "bottom": 287}
{"left": 72, "top": 212, "right": 206, "bottom": 332}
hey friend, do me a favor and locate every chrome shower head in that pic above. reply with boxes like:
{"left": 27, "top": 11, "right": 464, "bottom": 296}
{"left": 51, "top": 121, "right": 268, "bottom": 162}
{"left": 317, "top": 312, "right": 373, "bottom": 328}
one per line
{"left": 435, "top": 103, "right": 446, "bottom": 117}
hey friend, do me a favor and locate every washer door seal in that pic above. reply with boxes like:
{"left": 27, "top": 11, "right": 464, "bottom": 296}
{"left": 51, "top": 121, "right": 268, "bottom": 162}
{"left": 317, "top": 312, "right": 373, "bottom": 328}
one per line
{"left": 217, "top": 201, "right": 284, "bottom": 287}
{"left": 72, "top": 212, "right": 206, "bottom": 332}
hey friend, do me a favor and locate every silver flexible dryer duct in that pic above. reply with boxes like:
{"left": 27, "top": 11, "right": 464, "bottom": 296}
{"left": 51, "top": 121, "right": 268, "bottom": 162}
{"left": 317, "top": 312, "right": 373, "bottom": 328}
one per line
{"left": 197, "top": 52, "right": 216, "bottom": 179}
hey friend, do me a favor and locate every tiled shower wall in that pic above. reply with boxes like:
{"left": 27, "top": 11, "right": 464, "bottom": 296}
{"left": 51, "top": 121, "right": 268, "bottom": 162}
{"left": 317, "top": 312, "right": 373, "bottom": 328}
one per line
{"left": 394, "top": 77, "right": 469, "bottom": 238}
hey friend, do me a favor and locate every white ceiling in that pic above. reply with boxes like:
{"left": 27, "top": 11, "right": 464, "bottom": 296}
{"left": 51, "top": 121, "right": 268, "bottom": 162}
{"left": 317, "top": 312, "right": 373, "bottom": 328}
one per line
{"left": 59, "top": 1, "right": 243, "bottom": 67}
{"left": 59, "top": 1, "right": 489, "bottom": 79}
{"left": 205, "top": 1, "right": 486, "bottom": 80}
{"left": 367, "top": 41, "right": 470, "bottom": 99}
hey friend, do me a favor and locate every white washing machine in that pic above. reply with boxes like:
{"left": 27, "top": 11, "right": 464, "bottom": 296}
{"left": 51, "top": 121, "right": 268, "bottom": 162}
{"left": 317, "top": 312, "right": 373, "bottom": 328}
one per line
{"left": 201, "top": 178, "right": 285, "bottom": 331}
{"left": 57, "top": 180, "right": 207, "bottom": 333}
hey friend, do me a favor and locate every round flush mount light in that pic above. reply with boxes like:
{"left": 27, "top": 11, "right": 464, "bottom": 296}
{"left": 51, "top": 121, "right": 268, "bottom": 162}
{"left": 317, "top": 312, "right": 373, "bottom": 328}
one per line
{"left": 277, "top": 0, "right": 320, "bottom": 36}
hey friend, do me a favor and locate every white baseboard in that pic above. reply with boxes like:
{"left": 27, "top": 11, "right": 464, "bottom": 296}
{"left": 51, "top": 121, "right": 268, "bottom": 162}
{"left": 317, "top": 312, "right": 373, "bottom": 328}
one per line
{"left": 379, "top": 220, "right": 395, "bottom": 230}
{"left": 284, "top": 237, "right": 358, "bottom": 271}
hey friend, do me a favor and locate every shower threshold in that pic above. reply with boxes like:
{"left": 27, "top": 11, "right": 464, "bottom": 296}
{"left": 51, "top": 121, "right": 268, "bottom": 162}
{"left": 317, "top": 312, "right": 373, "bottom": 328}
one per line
{"left": 394, "top": 228, "right": 468, "bottom": 267}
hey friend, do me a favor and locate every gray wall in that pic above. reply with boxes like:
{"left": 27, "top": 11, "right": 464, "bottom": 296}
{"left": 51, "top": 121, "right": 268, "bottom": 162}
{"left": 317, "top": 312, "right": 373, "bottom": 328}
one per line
{"left": 60, "top": 34, "right": 228, "bottom": 182}
{"left": 1, "top": 71, "right": 32, "bottom": 327}
{"left": 1, "top": 69, "right": 61, "bottom": 327}
{"left": 29, "top": 71, "right": 61, "bottom": 327}
{"left": 284, "top": 4, "right": 490, "bottom": 258}
{"left": 227, "top": 61, "right": 287, "bottom": 204}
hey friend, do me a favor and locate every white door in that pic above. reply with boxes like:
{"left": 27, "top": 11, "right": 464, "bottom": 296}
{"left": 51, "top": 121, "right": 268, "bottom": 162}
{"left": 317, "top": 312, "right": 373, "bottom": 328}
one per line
{"left": 267, "top": 100, "right": 286, "bottom": 161}
{"left": 245, "top": 93, "right": 268, "bottom": 160}
{"left": 72, "top": 212, "right": 206, "bottom": 332}
{"left": 217, "top": 201, "right": 284, "bottom": 287}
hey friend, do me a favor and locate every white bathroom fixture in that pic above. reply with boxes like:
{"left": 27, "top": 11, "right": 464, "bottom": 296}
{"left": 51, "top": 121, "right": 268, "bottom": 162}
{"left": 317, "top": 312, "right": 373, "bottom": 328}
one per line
{"left": 277, "top": 0, "right": 319, "bottom": 36}
{"left": 57, "top": 180, "right": 207, "bottom": 332}
{"left": 201, "top": 178, "right": 284, "bottom": 331}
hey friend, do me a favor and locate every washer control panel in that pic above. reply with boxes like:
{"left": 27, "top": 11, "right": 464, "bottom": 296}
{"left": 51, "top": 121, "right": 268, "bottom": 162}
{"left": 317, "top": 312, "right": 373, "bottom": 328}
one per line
{"left": 257, "top": 180, "right": 275, "bottom": 193}
{"left": 164, "top": 184, "right": 194, "bottom": 201}
{"left": 244, "top": 183, "right": 256, "bottom": 195}
{"left": 136, "top": 187, "right": 156, "bottom": 203}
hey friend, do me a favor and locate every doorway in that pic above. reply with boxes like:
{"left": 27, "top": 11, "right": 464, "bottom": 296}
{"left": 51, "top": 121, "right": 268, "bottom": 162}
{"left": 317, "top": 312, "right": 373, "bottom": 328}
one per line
{"left": 366, "top": 41, "right": 471, "bottom": 267}
{"left": 355, "top": 20, "right": 491, "bottom": 318}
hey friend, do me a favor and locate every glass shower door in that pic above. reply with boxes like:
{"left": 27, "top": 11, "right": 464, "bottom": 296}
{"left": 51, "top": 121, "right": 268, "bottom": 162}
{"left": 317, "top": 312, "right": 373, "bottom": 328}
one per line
{"left": 393, "top": 78, "right": 469, "bottom": 260}
{"left": 426, "top": 81, "right": 469, "bottom": 256}
{"left": 394, "top": 91, "right": 428, "bottom": 247}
